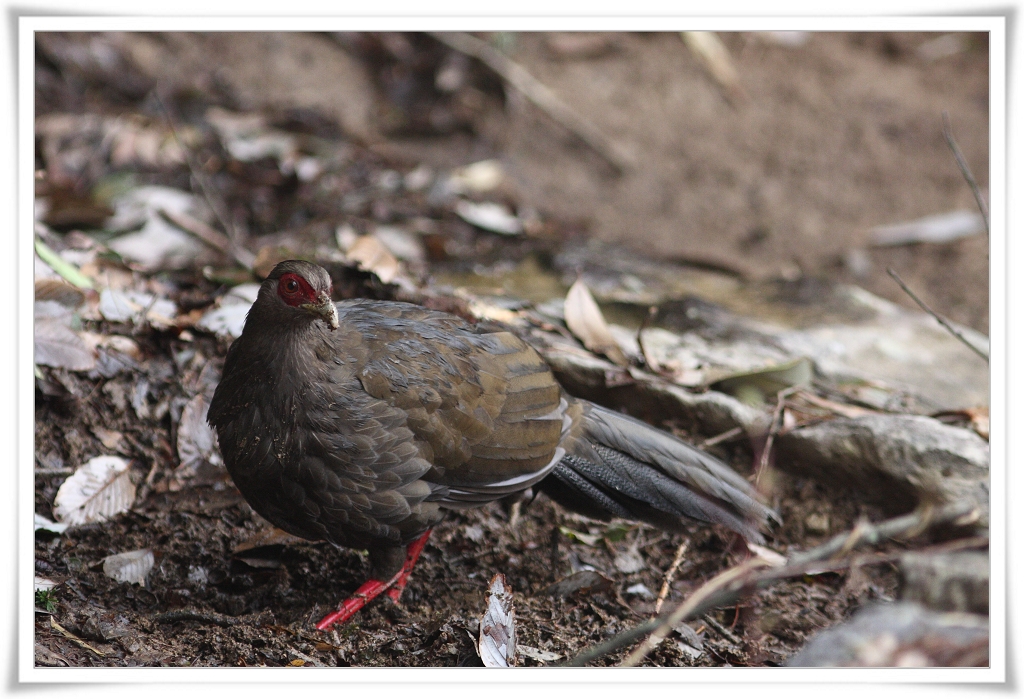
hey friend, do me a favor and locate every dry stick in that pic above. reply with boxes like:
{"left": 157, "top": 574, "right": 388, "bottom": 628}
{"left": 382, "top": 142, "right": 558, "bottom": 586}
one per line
{"left": 699, "top": 426, "right": 744, "bottom": 449}
{"left": 152, "top": 92, "right": 255, "bottom": 270}
{"left": 942, "top": 111, "right": 989, "bottom": 234}
{"left": 49, "top": 617, "right": 106, "bottom": 657}
{"left": 653, "top": 540, "right": 689, "bottom": 615}
{"left": 159, "top": 207, "right": 234, "bottom": 255}
{"left": 886, "top": 267, "right": 989, "bottom": 363}
{"left": 701, "top": 612, "right": 741, "bottom": 645}
{"left": 620, "top": 557, "right": 772, "bottom": 667}
{"left": 755, "top": 386, "right": 798, "bottom": 485}
{"left": 429, "top": 32, "right": 633, "bottom": 174}
{"left": 564, "top": 500, "right": 979, "bottom": 667}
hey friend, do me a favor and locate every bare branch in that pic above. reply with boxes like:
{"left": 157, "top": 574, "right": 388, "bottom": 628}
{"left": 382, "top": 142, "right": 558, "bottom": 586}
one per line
{"left": 429, "top": 32, "right": 634, "bottom": 174}
{"left": 886, "top": 267, "right": 988, "bottom": 363}
{"left": 942, "top": 111, "right": 989, "bottom": 234}
{"left": 563, "top": 500, "right": 981, "bottom": 667}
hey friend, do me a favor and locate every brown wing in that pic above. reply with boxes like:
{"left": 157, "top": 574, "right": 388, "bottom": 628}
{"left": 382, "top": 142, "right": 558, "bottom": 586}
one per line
{"left": 344, "top": 301, "right": 567, "bottom": 502}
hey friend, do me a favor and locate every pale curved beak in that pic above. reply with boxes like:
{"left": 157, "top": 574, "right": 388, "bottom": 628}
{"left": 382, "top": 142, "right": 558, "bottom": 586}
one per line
{"left": 304, "top": 292, "right": 339, "bottom": 330}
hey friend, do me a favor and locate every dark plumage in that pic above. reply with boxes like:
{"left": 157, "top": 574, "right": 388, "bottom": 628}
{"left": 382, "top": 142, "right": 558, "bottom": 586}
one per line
{"left": 208, "top": 260, "right": 777, "bottom": 629}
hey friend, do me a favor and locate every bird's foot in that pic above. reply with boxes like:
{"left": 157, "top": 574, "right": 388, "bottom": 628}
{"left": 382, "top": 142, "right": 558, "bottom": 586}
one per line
{"left": 315, "top": 529, "right": 432, "bottom": 630}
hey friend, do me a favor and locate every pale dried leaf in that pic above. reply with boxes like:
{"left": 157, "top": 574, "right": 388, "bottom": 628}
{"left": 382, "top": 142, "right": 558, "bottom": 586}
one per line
{"left": 34, "top": 317, "right": 96, "bottom": 371}
{"left": 346, "top": 235, "right": 400, "bottom": 283}
{"left": 625, "top": 583, "right": 654, "bottom": 599}
{"left": 53, "top": 456, "right": 136, "bottom": 527}
{"left": 613, "top": 545, "right": 646, "bottom": 574}
{"left": 454, "top": 200, "right": 522, "bottom": 235}
{"left": 516, "top": 645, "right": 561, "bottom": 663}
{"left": 102, "top": 548, "right": 154, "bottom": 586}
{"left": 564, "top": 278, "right": 628, "bottom": 366}
{"left": 870, "top": 210, "right": 984, "bottom": 247}
{"left": 195, "top": 284, "right": 260, "bottom": 339}
{"left": 176, "top": 394, "right": 222, "bottom": 472}
{"left": 35, "top": 576, "right": 57, "bottom": 592}
{"left": 106, "top": 186, "right": 218, "bottom": 271}
{"left": 449, "top": 159, "right": 504, "bottom": 193}
{"left": 478, "top": 573, "right": 516, "bottom": 667}
{"left": 92, "top": 427, "right": 124, "bottom": 452}
{"left": 34, "top": 514, "right": 68, "bottom": 534}
{"left": 373, "top": 225, "right": 425, "bottom": 263}
{"left": 98, "top": 288, "right": 178, "bottom": 329}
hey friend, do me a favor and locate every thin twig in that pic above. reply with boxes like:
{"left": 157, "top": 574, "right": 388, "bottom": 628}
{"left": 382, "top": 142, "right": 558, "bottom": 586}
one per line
{"left": 699, "top": 426, "right": 744, "bottom": 448}
{"left": 134, "top": 460, "right": 161, "bottom": 505}
{"left": 755, "top": 386, "right": 798, "bottom": 484}
{"left": 701, "top": 612, "right": 742, "bottom": 645}
{"left": 942, "top": 111, "right": 989, "bottom": 234}
{"left": 159, "top": 207, "right": 233, "bottom": 253}
{"left": 620, "top": 557, "right": 771, "bottom": 666}
{"left": 49, "top": 617, "right": 106, "bottom": 657}
{"left": 563, "top": 500, "right": 980, "bottom": 666}
{"left": 153, "top": 91, "right": 255, "bottom": 270}
{"left": 787, "top": 500, "right": 979, "bottom": 567}
{"left": 886, "top": 267, "right": 989, "bottom": 363}
{"left": 429, "top": 32, "right": 633, "bottom": 174}
{"left": 653, "top": 540, "right": 689, "bottom": 615}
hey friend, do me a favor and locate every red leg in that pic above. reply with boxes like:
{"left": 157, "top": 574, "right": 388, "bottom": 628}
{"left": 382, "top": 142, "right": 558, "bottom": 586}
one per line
{"left": 315, "top": 529, "right": 433, "bottom": 630}
{"left": 384, "top": 529, "right": 432, "bottom": 602}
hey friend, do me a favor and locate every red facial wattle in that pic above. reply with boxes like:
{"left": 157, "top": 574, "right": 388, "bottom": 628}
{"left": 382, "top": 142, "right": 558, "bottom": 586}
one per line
{"left": 277, "top": 273, "right": 318, "bottom": 307}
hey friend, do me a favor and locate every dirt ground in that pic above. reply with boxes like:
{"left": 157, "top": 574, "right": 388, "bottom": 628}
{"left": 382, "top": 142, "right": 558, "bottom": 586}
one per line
{"left": 32, "top": 30, "right": 989, "bottom": 668}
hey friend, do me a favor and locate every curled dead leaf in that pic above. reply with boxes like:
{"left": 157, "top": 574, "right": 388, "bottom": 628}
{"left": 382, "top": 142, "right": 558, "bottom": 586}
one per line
{"left": 564, "top": 278, "right": 628, "bottom": 366}
{"left": 346, "top": 235, "right": 401, "bottom": 283}
{"left": 34, "top": 317, "right": 96, "bottom": 372}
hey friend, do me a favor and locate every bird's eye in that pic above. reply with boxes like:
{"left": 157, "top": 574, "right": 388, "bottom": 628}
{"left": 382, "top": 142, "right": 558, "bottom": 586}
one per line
{"left": 285, "top": 279, "right": 298, "bottom": 293}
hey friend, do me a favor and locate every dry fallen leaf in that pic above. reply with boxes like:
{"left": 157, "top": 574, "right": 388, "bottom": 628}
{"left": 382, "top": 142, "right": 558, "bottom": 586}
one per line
{"left": 346, "top": 235, "right": 401, "bottom": 283}
{"left": 516, "top": 645, "right": 561, "bottom": 663}
{"left": 102, "top": 548, "right": 154, "bottom": 586}
{"left": 612, "top": 543, "right": 646, "bottom": 574}
{"left": 34, "top": 514, "right": 68, "bottom": 534}
{"left": 53, "top": 455, "right": 136, "bottom": 527}
{"left": 98, "top": 288, "right": 178, "bottom": 329}
{"left": 196, "top": 283, "right": 261, "bottom": 339}
{"left": 34, "top": 317, "right": 97, "bottom": 372}
{"left": 448, "top": 159, "right": 504, "bottom": 193}
{"left": 454, "top": 200, "right": 523, "bottom": 235}
{"left": 176, "top": 394, "right": 223, "bottom": 473}
{"left": 563, "top": 278, "right": 628, "bottom": 366}
{"left": 478, "top": 573, "right": 516, "bottom": 667}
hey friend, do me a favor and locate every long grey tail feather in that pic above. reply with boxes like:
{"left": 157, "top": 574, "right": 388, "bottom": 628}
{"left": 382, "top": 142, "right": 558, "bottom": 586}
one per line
{"left": 539, "top": 402, "right": 778, "bottom": 542}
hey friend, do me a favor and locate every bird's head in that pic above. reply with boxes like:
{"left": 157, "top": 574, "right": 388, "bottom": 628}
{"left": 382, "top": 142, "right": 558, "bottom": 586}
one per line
{"left": 257, "top": 260, "right": 339, "bottom": 330}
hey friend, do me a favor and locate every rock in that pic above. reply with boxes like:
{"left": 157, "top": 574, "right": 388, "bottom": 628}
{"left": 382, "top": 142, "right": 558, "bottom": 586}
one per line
{"left": 899, "top": 551, "right": 989, "bottom": 615}
{"left": 775, "top": 414, "right": 989, "bottom": 521}
{"left": 787, "top": 602, "right": 988, "bottom": 667}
